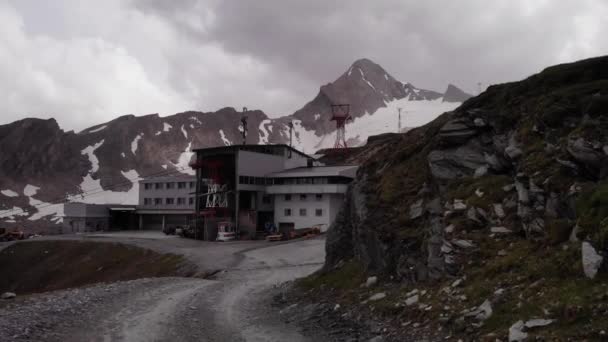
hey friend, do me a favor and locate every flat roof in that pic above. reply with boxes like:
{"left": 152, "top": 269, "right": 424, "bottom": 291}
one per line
{"left": 267, "top": 165, "right": 358, "bottom": 178}
{"left": 192, "top": 144, "right": 310, "bottom": 159}
{"left": 139, "top": 175, "right": 196, "bottom": 183}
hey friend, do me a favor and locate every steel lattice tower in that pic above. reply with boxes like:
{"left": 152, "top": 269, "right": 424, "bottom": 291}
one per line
{"left": 331, "top": 104, "right": 351, "bottom": 149}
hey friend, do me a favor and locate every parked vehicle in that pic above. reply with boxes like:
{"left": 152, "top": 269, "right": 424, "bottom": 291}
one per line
{"left": 162, "top": 226, "right": 176, "bottom": 235}
{"left": 216, "top": 221, "right": 236, "bottom": 242}
{"left": 0, "top": 228, "right": 26, "bottom": 241}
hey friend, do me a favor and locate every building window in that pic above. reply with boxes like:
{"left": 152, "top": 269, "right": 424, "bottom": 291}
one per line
{"left": 285, "top": 194, "right": 291, "bottom": 201}
{"left": 178, "top": 182, "right": 186, "bottom": 189}
{"left": 316, "top": 194, "right": 323, "bottom": 201}
{"left": 154, "top": 198, "right": 163, "bottom": 205}
{"left": 300, "top": 208, "right": 307, "bottom": 216}
{"left": 166, "top": 182, "right": 175, "bottom": 189}
{"left": 144, "top": 198, "right": 152, "bottom": 205}
{"left": 284, "top": 208, "right": 292, "bottom": 216}
{"left": 165, "top": 198, "right": 174, "bottom": 205}
{"left": 189, "top": 182, "right": 195, "bottom": 188}
{"left": 300, "top": 194, "right": 307, "bottom": 201}
{"left": 155, "top": 183, "right": 163, "bottom": 190}
{"left": 144, "top": 183, "right": 152, "bottom": 190}
{"left": 262, "top": 195, "right": 272, "bottom": 204}
{"left": 188, "top": 197, "right": 194, "bottom": 205}
{"left": 315, "top": 209, "right": 323, "bottom": 217}
{"left": 177, "top": 197, "right": 186, "bottom": 205}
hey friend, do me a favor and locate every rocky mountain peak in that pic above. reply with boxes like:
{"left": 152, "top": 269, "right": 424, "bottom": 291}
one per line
{"left": 442, "top": 83, "right": 473, "bottom": 103}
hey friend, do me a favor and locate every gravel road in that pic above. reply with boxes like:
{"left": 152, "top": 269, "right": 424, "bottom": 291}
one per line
{"left": 0, "top": 234, "right": 326, "bottom": 341}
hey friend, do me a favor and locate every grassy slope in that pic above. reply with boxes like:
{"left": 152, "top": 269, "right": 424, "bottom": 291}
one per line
{"left": 0, "top": 240, "right": 194, "bottom": 295}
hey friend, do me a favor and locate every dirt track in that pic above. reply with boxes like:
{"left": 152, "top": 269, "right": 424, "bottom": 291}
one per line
{"left": 0, "top": 233, "right": 325, "bottom": 341}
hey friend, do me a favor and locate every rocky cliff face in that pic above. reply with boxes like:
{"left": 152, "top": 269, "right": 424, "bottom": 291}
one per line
{"left": 306, "top": 56, "right": 608, "bottom": 341}
{"left": 326, "top": 55, "right": 608, "bottom": 278}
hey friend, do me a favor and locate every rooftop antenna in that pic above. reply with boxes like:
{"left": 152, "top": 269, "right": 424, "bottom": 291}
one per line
{"left": 241, "top": 107, "right": 248, "bottom": 145}
{"left": 331, "top": 104, "right": 351, "bottom": 149}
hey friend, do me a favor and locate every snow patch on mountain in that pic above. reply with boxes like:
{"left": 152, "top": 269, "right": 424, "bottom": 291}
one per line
{"left": 1, "top": 189, "right": 19, "bottom": 197}
{"left": 290, "top": 96, "right": 461, "bottom": 152}
{"left": 67, "top": 170, "right": 140, "bottom": 205}
{"left": 181, "top": 125, "right": 188, "bottom": 139}
{"left": 0, "top": 206, "right": 29, "bottom": 219}
{"left": 259, "top": 119, "right": 272, "bottom": 144}
{"left": 131, "top": 134, "right": 143, "bottom": 154}
{"left": 219, "top": 129, "right": 231, "bottom": 146}
{"left": 358, "top": 68, "right": 376, "bottom": 91}
{"left": 81, "top": 140, "right": 104, "bottom": 173}
{"left": 23, "top": 184, "right": 40, "bottom": 197}
{"left": 163, "top": 122, "right": 172, "bottom": 132}
{"left": 87, "top": 125, "right": 107, "bottom": 133}
{"left": 173, "top": 142, "right": 195, "bottom": 175}
{"left": 190, "top": 117, "right": 202, "bottom": 124}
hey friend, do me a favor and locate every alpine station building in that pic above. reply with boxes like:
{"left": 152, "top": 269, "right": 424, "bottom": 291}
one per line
{"left": 189, "top": 144, "right": 358, "bottom": 240}
{"left": 62, "top": 144, "right": 358, "bottom": 239}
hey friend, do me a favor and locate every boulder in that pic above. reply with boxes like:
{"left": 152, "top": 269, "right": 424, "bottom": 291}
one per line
{"left": 1, "top": 292, "right": 16, "bottom": 300}
{"left": 439, "top": 118, "right": 478, "bottom": 144}
{"left": 568, "top": 137, "right": 603, "bottom": 170}
{"left": 509, "top": 320, "right": 527, "bottom": 342}
{"left": 405, "top": 294, "right": 419, "bottom": 306}
{"left": 582, "top": 241, "right": 603, "bottom": 279}
{"left": 409, "top": 199, "right": 424, "bottom": 219}
{"left": 428, "top": 142, "right": 487, "bottom": 180}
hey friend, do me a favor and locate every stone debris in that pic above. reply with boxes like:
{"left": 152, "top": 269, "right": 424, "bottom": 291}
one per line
{"left": 474, "top": 188, "right": 484, "bottom": 197}
{"left": 502, "top": 184, "right": 515, "bottom": 192}
{"left": 365, "top": 276, "right": 378, "bottom": 288}
{"left": 453, "top": 200, "right": 467, "bottom": 211}
{"left": 493, "top": 203, "right": 505, "bottom": 218}
{"left": 368, "top": 293, "right": 387, "bottom": 302}
{"left": 451, "top": 278, "right": 463, "bottom": 288}
{"left": 524, "top": 318, "right": 554, "bottom": 328}
{"left": 582, "top": 241, "right": 603, "bottom": 279}
{"left": 444, "top": 224, "right": 455, "bottom": 234}
{"left": 405, "top": 295, "right": 419, "bottom": 306}
{"left": 452, "top": 240, "right": 475, "bottom": 249}
{"left": 490, "top": 226, "right": 512, "bottom": 234}
{"left": 409, "top": 199, "right": 424, "bottom": 219}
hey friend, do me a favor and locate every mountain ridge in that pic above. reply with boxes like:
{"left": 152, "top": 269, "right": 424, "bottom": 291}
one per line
{"left": 0, "top": 58, "right": 472, "bottom": 228}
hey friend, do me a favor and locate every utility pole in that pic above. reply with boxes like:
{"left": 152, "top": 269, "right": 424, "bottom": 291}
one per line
{"left": 398, "top": 107, "right": 402, "bottom": 133}
{"left": 288, "top": 121, "right": 294, "bottom": 158}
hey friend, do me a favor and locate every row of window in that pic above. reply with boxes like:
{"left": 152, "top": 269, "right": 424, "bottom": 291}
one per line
{"left": 284, "top": 194, "right": 323, "bottom": 201}
{"left": 284, "top": 208, "right": 323, "bottom": 217}
{"left": 143, "top": 197, "right": 194, "bottom": 206}
{"left": 143, "top": 182, "right": 195, "bottom": 190}
{"left": 239, "top": 176, "right": 351, "bottom": 186}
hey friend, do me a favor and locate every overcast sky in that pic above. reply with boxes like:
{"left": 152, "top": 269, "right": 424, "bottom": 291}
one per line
{"left": 1, "top": 0, "right": 607, "bottom": 131}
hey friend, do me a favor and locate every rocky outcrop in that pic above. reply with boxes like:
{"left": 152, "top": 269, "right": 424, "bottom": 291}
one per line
{"left": 324, "top": 55, "right": 608, "bottom": 283}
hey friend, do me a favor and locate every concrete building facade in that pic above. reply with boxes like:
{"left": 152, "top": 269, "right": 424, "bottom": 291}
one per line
{"left": 137, "top": 175, "right": 196, "bottom": 230}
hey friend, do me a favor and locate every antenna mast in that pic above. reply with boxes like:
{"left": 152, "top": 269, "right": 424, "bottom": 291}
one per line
{"left": 241, "top": 107, "right": 248, "bottom": 145}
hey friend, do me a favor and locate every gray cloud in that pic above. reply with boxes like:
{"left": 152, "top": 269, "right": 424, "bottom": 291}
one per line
{"left": 2, "top": 0, "right": 607, "bottom": 131}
